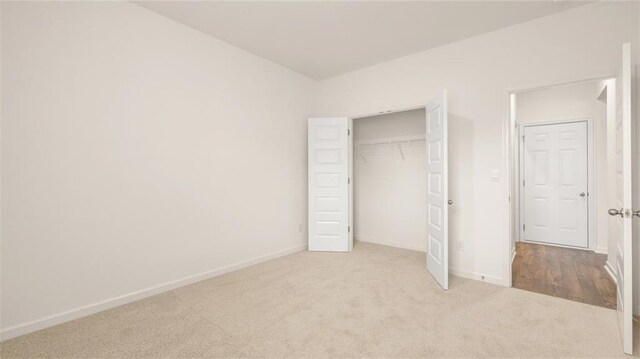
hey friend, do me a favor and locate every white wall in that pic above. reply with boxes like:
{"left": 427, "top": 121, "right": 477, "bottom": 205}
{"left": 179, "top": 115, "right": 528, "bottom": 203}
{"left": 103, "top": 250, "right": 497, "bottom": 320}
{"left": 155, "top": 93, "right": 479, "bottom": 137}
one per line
{"left": 0, "top": 1, "right": 315, "bottom": 338}
{"left": 353, "top": 109, "right": 426, "bottom": 251}
{"left": 515, "top": 81, "right": 610, "bottom": 254}
{"left": 316, "top": 1, "right": 639, "bottom": 285}
{"left": 517, "top": 82, "right": 598, "bottom": 124}
{"left": 599, "top": 79, "right": 616, "bottom": 278}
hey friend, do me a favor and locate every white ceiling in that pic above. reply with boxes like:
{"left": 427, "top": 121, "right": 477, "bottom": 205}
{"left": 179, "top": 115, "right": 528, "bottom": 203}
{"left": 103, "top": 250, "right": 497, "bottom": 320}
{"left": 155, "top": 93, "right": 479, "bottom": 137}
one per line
{"left": 135, "top": 1, "right": 589, "bottom": 80}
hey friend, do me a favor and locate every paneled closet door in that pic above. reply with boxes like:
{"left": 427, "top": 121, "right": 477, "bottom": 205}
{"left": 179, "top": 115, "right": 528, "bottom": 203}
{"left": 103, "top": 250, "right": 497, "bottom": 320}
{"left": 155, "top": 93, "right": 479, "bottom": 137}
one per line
{"left": 308, "top": 117, "right": 351, "bottom": 252}
{"left": 425, "top": 91, "right": 449, "bottom": 289}
{"left": 610, "top": 42, "right": 634, "bottom": 355}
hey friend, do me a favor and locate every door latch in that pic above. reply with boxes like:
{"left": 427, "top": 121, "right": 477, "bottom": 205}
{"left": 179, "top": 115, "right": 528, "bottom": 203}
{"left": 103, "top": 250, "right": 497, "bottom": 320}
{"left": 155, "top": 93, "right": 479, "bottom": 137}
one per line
{"left": 608, "top": 208, "right": 624, "bottom": 217}
{"left": 610, "top": 208, "right": 640, "bottom": 218}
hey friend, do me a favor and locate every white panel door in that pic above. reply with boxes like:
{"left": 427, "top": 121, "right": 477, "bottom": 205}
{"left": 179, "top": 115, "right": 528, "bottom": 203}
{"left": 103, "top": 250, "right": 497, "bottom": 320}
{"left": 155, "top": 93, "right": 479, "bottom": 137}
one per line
{"left": 426, "top": 91, "right": 448, "bottom": 289}
{"left": 522, "top": 121, "right": 589, "bottom": 248}
{"left": 308, "top": 117, "right": 351, "bottom": 252}
{"left": 609, "top": 42, "right": 634, "bottom": 355}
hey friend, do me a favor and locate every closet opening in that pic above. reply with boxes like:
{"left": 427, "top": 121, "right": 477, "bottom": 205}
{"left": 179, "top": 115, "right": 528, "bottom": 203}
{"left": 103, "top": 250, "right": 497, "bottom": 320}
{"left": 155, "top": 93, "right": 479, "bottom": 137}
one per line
{"left": 352, "top": 108, "right": 427, "bottom": 252}
{"left": 308, "top": 91, "right": 448, "bottom": 288}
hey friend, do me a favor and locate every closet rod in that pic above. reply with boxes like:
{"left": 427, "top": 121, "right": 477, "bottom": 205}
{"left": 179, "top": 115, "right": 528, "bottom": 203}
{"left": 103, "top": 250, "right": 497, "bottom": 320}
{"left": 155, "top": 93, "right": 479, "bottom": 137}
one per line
{"left": 354, "top": 135, "right": 425, "bottom": 146}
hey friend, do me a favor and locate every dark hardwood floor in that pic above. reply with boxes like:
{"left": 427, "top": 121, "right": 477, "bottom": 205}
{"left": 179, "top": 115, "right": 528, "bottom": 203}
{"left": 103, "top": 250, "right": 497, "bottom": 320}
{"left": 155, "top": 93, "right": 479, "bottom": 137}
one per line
{"left": 512, "top": 242, "right": 616, "bottom": 309}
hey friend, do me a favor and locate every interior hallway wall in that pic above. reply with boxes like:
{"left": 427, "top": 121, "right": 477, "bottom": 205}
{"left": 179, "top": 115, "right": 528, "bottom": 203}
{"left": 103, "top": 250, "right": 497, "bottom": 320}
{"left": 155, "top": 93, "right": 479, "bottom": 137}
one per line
{"left": 316, "top": 1, "right": 639, "bottom": 287}
{"left": 1, "top": 1, "right": 315, "bottom": 338}
{"left": 516, "top": 82, "right": 598, "bottom": 124}
{"left": 353, "top": 109, "right": 426, "bottom": 251}
{"left": 515, "top": 81, "right": 609, "bottom": 254}
{"left": 598, "top": 79, "right": 617, "bottom": 286}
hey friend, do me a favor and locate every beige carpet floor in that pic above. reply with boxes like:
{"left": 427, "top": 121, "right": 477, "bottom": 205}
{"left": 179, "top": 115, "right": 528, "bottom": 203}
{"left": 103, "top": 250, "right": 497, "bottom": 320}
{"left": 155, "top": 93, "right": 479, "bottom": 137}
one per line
{"left": 1, "top": 241, "right": 638, "bottom": 358}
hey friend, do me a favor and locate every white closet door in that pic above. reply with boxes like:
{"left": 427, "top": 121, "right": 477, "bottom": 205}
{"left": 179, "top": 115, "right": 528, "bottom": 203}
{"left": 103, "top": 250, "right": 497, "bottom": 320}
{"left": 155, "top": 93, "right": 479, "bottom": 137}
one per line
{"left": 425, "top": 91, "right": 449, "bottom": 289}
{"left": 308, "top": 117, "right": 351, "bottom": 252}
{"left": 610, "top": 42, "right": 634, "bottom": 355}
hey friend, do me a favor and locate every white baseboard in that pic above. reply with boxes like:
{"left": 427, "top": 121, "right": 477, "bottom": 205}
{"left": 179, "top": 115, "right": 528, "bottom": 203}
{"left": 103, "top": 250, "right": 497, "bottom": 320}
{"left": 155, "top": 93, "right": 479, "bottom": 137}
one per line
{"left": 0, "top": 244, "right": 307, "bottom": 342}
{"left": 604, "top": 260, "right": 617, "bottom": 285}
{"left": 595, "top": 245, "right": 608, "bottom": 255}
{"left": 603, "top": 261, "right": 640, "bottom": 315}
{"left": 355, "top": 237, "right": 503, "bottom": 286}
{"left": 355, "top": 236, "right": 425, "bottom": 253}
{"left": 449, "top": 267, "right": 503, "bottom": 286}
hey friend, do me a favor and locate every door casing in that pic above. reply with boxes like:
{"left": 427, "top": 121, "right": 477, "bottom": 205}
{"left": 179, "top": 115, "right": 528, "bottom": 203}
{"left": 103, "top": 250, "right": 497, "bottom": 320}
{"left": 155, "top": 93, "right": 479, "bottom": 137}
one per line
{"left": 502, "top": 72, "right": 615, "bottom": 288}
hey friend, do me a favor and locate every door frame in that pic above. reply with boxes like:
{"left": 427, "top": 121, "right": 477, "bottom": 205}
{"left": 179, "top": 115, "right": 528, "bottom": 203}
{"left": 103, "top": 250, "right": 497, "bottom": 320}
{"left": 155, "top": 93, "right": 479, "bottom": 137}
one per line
{"left": 517, "top": 118, "right": 595, "bottom": 251}
{"left": 351, "top": 104, "right": 426, "bottom": 119}
{"left": 501, "top": 72, "right": 615, "bottom": 288}
{"left": 348, "top": 97, "right": 446, "bottom": 266}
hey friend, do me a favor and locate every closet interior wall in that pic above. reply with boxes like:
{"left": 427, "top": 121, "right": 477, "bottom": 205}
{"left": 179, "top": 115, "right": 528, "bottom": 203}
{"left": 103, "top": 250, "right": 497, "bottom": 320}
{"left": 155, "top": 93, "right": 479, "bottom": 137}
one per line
{"left": 353, "top": 109, "right": 427, "bottom": 252}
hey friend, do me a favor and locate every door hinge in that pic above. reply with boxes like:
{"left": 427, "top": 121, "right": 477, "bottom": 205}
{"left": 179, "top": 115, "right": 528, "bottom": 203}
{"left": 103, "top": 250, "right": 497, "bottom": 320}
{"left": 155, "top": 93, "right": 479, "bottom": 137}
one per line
{"left": 348, "top": 177, "right": 351, "bottom": 184}
{"left": 523, "top": 224, "right": 526, "bottom": 231}
{"left": 348, "top": 226, "right": 351, "bottom": 233}
{"left": 522, "top": 135, "right": 525, "bottom": 143}
{"left": 348, "top": 129, "right": 350, "bottom": 136}
{"left": 523, "top": 180, "right": 525, "bottom": 186}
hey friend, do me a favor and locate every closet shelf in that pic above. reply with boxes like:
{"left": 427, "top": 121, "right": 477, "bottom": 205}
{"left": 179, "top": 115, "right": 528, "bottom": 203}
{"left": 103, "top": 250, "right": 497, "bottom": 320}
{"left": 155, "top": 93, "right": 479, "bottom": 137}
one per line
{"left": 354, "top": 135, "right": 426, "bottom": 162}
